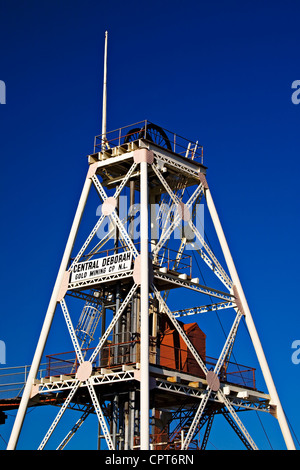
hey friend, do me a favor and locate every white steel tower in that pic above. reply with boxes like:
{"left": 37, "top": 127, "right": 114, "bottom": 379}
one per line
{"left": 6, "top": 119, "right": 295, "bottom": 450}
{"left": 6, "top": 34, "right": 295, "bottom": 451}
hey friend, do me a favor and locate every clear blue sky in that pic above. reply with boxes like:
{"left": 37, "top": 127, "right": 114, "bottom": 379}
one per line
{"left": 0, "top": 0, "right": 300, "bottom": 450}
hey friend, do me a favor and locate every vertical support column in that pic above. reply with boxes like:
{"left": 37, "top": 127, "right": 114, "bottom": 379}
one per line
{"left": 124, "top": 399, "right": 129, "bottom": 450}
{"left": 129, "top": 179, "right": 135, "bottom": 240}
{"left": 100, "top": 297, "right": 106, "bottom": 369}
{"left": 7, "top": 170, "right": 93, "bottom": 450}
{"left": 101, "top": 30, "right": 108, "bottom": 150}
{"left": 203, "top": 175, "right": 296, "bottom": 450}
{"left": 134, "top": 148, "right": 153, "bottom": 450}
{"left": 114, "top": 285, "right": 121, "bottom": 365}
{"left": 140, "top": 159, "right": 149, "bottom": 449}
{"left": 112, "top": 395, "right": 119, "bottom": 449}
{"left": 129, "top": 390, "right": 135, "bottom": 449}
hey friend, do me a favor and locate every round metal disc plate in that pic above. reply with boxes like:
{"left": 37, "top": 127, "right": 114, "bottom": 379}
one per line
{"left": 133, "top": 255, "right": 141, "bottom": 285}
{"left": 133, "top": 254, "right": 153, "bottom": 285}
{"left": 76, "top": 361, "right": 93, "bottom": 382}
{"left": 206, "top": 370, "right": 220, "bottom": 391}
{"left": 102, "top": 197, "right": 117, "bottom": 216}
{"left": 176, "top": 202, "right": 190, "bottom": 222}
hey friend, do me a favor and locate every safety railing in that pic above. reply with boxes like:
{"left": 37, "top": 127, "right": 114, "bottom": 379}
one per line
{"left": 46, "top": 339, "right": 255, "bottom": 389}
{"left": 69, "top": 241, "right": 192, "bottom": 278}
{"left": 133, "top": 434, "right": 199, "bottom": 450}
{"left": 0, "top": 363, "right": 47, "bottom": 399}
{"left": 153, "top": 245, "right": 192, "bottom": 278}
{"left": 94, "top": 120, "right": 203, "bottom": 163}
{"left": 45, "top": 334, "right": 139, "bottom": 377}
{"left": 150, "top": 340, "right": 256, "bottom": 390}
{"left": 205, "top": 356, "right": 256, "bottom": 390}
{"left": 0, "top": 339, "right": 256, "bottom": 400}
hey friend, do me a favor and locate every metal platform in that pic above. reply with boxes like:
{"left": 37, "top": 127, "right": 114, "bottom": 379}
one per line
{"left": 26, "top": 362, "right": 269, "bottom": 412}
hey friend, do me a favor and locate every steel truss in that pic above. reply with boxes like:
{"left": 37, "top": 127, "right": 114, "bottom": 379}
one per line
{"left": 31, "top": 162, "right": 139, "bottom": 449}
{"left": 7, "top": 131, "right": 296, "bottom": 451}
{"left": 151, "top": 284, "right": 258, "bottom": 449}
{"left": 36, "top": 161, "right": 139, "bottom": 450}
{"left": 56, "top": 405, "right": 94, "bottom": 450}
{"left": 35, "top": 161, "right": 142, "bottom": 450}
{"left": 172, "top": 301, "right": 235, "bottom": 318}
{"left": 154, "top": 379, "right": 269, "bottom": 412}
{"left": 37, "top": 283, "right": 138, "bottom": 450}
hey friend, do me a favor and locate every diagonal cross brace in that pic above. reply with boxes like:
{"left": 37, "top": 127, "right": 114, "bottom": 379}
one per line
{"left": 60, "top": 298, "right": 85, "bottom": 364}
{"left": 91, "top": 174, "right": 139, "bottom": 258}
{"left": 44, "top": 286, "right": 138, "bottom": 450}
{"left": 214, "top": 310, "right": 243, "bottom": 377}
{"left": 70, "top": 162, "right": 139, "bottom": 270}
{"left": 152, "top": 163, "right": 180, "bottom": 206}
{"left": 218, "top": 390, "right": 258, "bottom": 449}
{"left": 182, "top": 309, "right": 255, "bottom": 449}
{"left": 152, "top": 182, "right": 204, "bottom": 257}
{"left": 69, "top": 214, "right": 106, "bottom": 271}
{"left": 56, "top": 405, "right": 94, "bottom": 450}
{"left": 152, "top": 164, "right": 232, "bottom": 292}
{"left": 188, "top": 220, "right": 233, "bottom": 291}
{"left": 113, "top": 161, "right": 138, "bottom": 199}
{"left": 38, "top": 378, "right": 114, "bottom": 450}
{"left": 38, "top": 380, "right": 81, "bottom": 450}
{"left": 152, "top": 285, "right": 208, "bottom": 376}
{"left": 182, "top": 390, "right": 211, "bottom": 449}
{"left": 86, "top": 380, "right": 114, "bottom": 449}
{"left": 89, "top": 283, "right": 138, "bottom": 363}
{"left": 52, "top": 298, "right": 115, "bottom": 450}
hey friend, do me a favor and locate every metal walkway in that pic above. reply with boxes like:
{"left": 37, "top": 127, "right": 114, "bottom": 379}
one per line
{"left": 0, "top": 363, "right": 47, "bottom": 402}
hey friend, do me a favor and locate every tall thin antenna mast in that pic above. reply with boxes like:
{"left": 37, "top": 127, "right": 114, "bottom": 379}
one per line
{"left": 102, "top": 31, "right": 108, "bottom": 149}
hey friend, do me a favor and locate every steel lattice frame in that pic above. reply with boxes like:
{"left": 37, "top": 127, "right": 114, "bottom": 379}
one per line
{"left": 7, "top": 140, "right": 296, "bottom": 451}
{"left": 36, "top": 162, "right": 141, "bottom": 450}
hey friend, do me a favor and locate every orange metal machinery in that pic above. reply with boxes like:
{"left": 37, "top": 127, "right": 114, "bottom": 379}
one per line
{"left": 158, "top": 314, "right": 206, "bottom": 378}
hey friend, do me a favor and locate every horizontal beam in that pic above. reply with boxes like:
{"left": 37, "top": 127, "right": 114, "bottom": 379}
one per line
{"left": 67, "top": 269, "right": 134, "bottom": 290}
{"left": 154, "top": 271, "right": 234, "bottom": 302}
{"left": 172, "top": 301, "right": 235, "bottom": 318}
{"left": 34, "top": 368, "right": 136, "bottom": 394}
{"left": 156, "top": 379, "right": 271, "bottom": 413}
